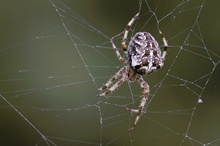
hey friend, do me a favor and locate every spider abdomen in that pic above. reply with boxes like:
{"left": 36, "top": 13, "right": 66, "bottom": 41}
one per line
{"left": 127, "top": 32, "right": 163, "bottom": 75}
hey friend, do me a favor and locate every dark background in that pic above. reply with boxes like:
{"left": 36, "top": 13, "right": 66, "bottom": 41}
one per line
{"left": 0, "top": 0, "right": 220, "bottom": 146}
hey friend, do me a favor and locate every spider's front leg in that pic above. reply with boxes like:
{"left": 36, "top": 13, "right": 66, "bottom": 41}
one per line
{"left": 97, "top": 75, "right": 127, "bottom": 97}
{"left": 97, "top": 67, "right": 126, "bottom": 93}
{"left": 127, "top": 76, "right": 149, "bottom": 132}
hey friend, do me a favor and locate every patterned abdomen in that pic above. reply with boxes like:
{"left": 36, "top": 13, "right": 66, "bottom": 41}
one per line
{"left": 127, "top": 32, "right": 163, "bottom": 75}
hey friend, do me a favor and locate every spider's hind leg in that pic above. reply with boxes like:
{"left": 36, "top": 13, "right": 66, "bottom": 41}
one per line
{"left": 121, "top": 12, "right": 140, "bottom": 52}
{"left": 158, "top": 29, "right": 168, "bottom": 62}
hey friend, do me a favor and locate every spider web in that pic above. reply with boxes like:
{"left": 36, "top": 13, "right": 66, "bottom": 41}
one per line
{"left": 1, "top": 0, "right": 220, "bottom": 146}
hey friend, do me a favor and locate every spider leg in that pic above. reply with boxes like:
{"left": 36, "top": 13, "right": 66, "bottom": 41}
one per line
{"left": 127, "top": 75, "right": 149, "bottom": 132}
{"left": 97, "top": 66, "right": 126, "bottom": 91}
{"left": 110, "top": 39, "right": 127, "bottom": 64}
{"left": 158, "top": 29, "right": 168, "bottom": 63}
{"left": 97, "top": 75, "right": 127, "bottom": 97}
{"left": 121, "top": 12, "right": 140, "bottom": 52}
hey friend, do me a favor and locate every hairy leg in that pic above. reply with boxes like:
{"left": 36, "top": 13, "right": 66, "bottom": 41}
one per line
{"left": 97, "top": 67, "right": 126, "bottom": 91}
{"left": 127, "top": 76, "right": 149, "bottom": 132}
{"left": 97, "top": 76, "right": 127, "bottom": 97}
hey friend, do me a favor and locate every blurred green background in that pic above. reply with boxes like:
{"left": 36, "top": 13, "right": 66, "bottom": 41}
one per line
{"left": 0, "top": 0, "right": 220, "bottom": 146}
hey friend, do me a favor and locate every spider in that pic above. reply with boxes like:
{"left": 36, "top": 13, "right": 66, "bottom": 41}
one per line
{"left": 97, "top": 12, "right": 168, "bottom": 132}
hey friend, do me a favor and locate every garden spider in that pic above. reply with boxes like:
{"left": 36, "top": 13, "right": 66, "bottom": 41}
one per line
{"left": 97, "top": 12, "right": 168, "bottom": 132}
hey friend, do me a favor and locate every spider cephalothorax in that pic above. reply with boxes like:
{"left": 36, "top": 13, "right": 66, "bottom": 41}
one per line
{"left": 97, "top": 12, "right": 168, "bottom": 131}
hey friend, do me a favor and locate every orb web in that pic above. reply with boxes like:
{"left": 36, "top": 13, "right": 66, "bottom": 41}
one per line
{"left": 0, "top": 0, "right": 220, "bottom": 146}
